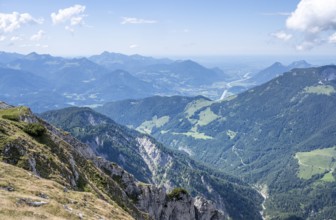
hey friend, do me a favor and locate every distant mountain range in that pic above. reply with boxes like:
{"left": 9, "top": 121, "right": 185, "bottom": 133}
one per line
{"left": 0, "top": 51, "right": 317, "bottom": 112}
{"left": 0, "top": 51, "right": 233, "bottom": 112}
{"left": 96, "top": 65, "right": 336, "bottom": 219}
{"left": 89, "top": 51, "right": 173, "bottom": 73}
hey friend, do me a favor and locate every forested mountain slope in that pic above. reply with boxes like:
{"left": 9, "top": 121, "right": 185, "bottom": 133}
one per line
{"left": 97, "top": 65, "right": 336, "bottom": 219}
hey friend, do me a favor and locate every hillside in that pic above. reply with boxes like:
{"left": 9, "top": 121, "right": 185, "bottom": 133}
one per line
{"left": 0, "top": 102, "right": 230, "bottom": 220}
{"left": 41, "top": 106, "right": 263, "bottom": 220}
{"left": 0, "top": 162, "right": 132, "bottom": 220}
{"left": 96, "top": 65, "right": 336, "bottom": 219}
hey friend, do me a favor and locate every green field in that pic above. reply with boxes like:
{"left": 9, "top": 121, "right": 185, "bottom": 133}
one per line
{"left": 184, "top": 99, "right": 213, "bottom": 121}
{"left": 196, "top": 107, "right": 219, "bottom": 126}
{"left": 295, "top": 147, "right": 336, "bottom": 182}
{"left": 136, "top": 115, "right": 170, "bottom": 134}
{"left": 303, "top": 85, "right": 336, "bottom": 96}
{"left": 172, "top": 131, "right": 213, "bottom": 140}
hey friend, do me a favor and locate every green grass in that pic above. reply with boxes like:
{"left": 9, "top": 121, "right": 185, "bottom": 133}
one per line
{"left": 303, "top": 85, "right": 336, "bottom": 96}
{"left": 0, "top": 162, "right": 133, "bottom": 220}
{"left": 196, "top": 107, "right": 219, "bottom": 126}
{"left": 0, "top": 107, "right": 29, "bottom": 119}
{"left": 136, "top": 115, "right": 169, "bottom": 134}
{"left": 172, "top": 131, "right": 213, "bottom": 140}
{"left": 321, "top": 172, "right": 334, "bottom": 182}
{"left": 184, "top": 99, "right": 213, "bottom": 121}
{"left": 295, "top": 147, "right": 336, "bottom": 181}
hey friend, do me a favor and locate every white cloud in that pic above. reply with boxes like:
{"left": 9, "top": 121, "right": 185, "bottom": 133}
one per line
{"left": 30, "top": 30, "right": 45, "bottom": 41}
{"left": 51, "top": 5, "right": 87, "bottom": 33}
{"left": 329, "top": 33, "right": 336, "bottom": 43}
{"left": 70, "top": 16, "right": 83, "bottom": 26}
{"left": 0, "top": 35, "right": 5, "bottom": 41}
{"left": 65, "top": 25, "right": 75, "bottom": 33}
{"left": 51, "top": 5, "right": 86, "bottom": 25}
{"left": 10, "top": 36, "right": 22, "bottom": 41}
{"left": 295, "top": 41, "right": 315, "bottom": 51}
{"left": 273, "top": 0, "right": 336, "bottom": 50}
{"left": 121, "top": 17, "right": 157, "bottom": 24}
{"left": 0, "top": 12, "right": 43, "bottom": 33}
{"left": 261, "top": 12, "right": 291, "bottom": 16}
{"left": 286, "top": 0, "right": 336, "bottom": 33}
{"left": 271, "top": 31, "right": 292, "bottom": 41}
{"left": 129, "top": 44, "right": 138, "bottom": 49}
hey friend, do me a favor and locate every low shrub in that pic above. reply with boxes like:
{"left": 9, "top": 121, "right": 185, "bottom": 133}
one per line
{"left": 23, "top": 123, "right": 46, "bottom": 137}
{"left": 167, "top": 187, "right": 188, "bottom": 200}
{"left": 2, "top": 114, "right": 19, "bottom": 121}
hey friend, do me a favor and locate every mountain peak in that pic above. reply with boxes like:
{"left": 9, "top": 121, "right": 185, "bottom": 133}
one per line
{"left": 271, "top": 62, "right": 284, "bottom": 67}
{"left": 288, "top": 60, "right": 311, "bottom": 69}
{"left": 0, "top": 101, "right": 13, "bottom": 109}
{"left": 25, "top": 52, "right": 52, "bottom": 60}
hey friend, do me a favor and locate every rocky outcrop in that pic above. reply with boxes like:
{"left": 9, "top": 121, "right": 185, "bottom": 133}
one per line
{"left": 0, "top": 101, "right": 13, "bottom": 109}
{"left": 0, "top": 102, "right": 227, "bottom": 220}
{"left": 136, "top": 185, "right": 226, "bottom": 220}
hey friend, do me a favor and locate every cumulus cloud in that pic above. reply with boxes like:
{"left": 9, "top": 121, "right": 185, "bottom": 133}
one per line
{"left": 51, "top": 5, "right": 85, "bottom": 25}
{"left": 286, "top": 0, "right": 336, "bottom": 33}
{"left": 51, "top": 5, "right": 86, "bottom": 33}
{"left": 271, "top": 31, "right": 292, "bottom": 41}
{"left": 121, "top": 17, "right": 157, "bottom": 24}
{"left": 273, "top": 0, "right": 336, "bottom": 50}
{"left": 30, "top": 30, "right": 45, "bottom": 41}
{"left": 0, "top": 35, "right": 5, "bottom": 41}
{"left": 0, "top": 12, "right": 43, "bottom": 33}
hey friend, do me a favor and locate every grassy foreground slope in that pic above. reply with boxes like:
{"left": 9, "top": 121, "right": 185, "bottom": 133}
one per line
{"left": 0, "top": 162, "right": 132, "bottom": 220}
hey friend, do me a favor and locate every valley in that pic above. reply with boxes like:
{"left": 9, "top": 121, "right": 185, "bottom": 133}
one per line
{"left": 1, "top": 48, "right": 336, "bottom": 219}
{"left": 96, "top": 65, "right": 336, "bottom": 219}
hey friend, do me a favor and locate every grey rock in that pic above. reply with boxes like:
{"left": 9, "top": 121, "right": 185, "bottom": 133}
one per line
{"left": 17, "top": 198, "right": 48, "bottom": 207}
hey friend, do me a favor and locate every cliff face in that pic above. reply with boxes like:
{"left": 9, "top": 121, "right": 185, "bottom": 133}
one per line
{"left": 0, "top": 103, "right": 226, "bottom": 220}
{"left": 41, "top": 107, "right": 264, "bottom": 220}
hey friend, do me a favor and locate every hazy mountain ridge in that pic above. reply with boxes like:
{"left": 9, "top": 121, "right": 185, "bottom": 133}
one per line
{"left": 89, "top": 51, "right": 173, "bottom": 73}
{"left": 96, "top": 65, "right": 336, "bottom": 219}
{"left": 248, "top": 60, "right": 312, "bottom": 85}
{"left": 0, "top": 51, "right": 315, "bottom": 113}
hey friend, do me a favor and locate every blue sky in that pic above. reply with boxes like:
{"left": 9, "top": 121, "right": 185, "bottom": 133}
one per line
{"left": 0, "top": 0, "right": 335, "bottom": 57}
